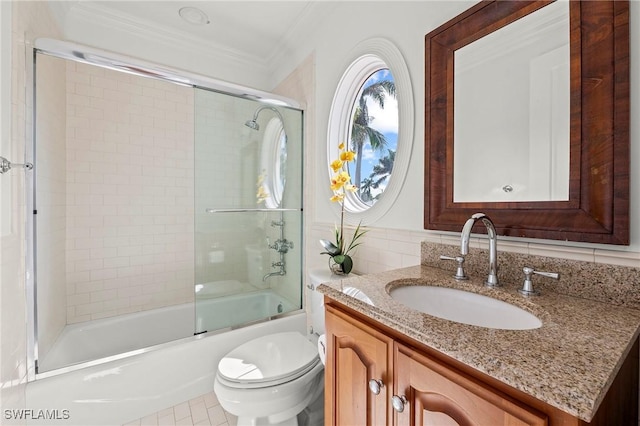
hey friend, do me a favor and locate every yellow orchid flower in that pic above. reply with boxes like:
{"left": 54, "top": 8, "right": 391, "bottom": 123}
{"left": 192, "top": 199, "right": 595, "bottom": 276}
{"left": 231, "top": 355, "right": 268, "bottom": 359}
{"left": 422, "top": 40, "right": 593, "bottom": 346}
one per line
{"left": 330, "top": 194, "right": 344, "bottom": 203}
{"left": 336, "top": 171, "right": 350, "bottom": 184}
{"left": 340, "top": 150, "right": 355, "bottom": 162}
{"left": 330, "top": 159, "right": 343, "bottom": 172}
{"left": 338, "top": 142, "right": 345, "bottom": 150}
{"left": 330, "top": 177, "right": 344, "bottom": 191}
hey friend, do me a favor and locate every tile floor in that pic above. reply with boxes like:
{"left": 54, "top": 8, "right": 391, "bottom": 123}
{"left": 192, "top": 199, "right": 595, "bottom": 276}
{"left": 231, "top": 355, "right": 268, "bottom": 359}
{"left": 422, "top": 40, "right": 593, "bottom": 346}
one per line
{"left": 122, "top": 392, "right": 236, "bottom": 426}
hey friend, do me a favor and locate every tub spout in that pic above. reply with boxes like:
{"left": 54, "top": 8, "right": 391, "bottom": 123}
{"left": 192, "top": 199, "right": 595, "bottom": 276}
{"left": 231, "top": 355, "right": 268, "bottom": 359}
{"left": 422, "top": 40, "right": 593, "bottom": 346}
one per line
{"left": 263, "top": 269, "right": 285, "bottom": 281}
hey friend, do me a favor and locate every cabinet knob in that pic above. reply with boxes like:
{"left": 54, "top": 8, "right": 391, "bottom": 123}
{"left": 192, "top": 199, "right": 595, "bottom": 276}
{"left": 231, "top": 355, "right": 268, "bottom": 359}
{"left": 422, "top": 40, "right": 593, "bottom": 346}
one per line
{"left": 368, "top": 379, "right": 384, "bottom": 395}
{"left": 391, "top": 395, "right": 408, "bottom": 412}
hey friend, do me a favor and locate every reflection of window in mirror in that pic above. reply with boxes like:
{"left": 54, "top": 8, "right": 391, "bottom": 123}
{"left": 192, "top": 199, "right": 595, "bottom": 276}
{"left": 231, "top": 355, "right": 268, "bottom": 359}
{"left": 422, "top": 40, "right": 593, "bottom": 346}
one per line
{"left": 453, "top": 1, "right": 569, "bottom": 203}
{"left": 348, "top": 69, "right": 398, "bottom": 207}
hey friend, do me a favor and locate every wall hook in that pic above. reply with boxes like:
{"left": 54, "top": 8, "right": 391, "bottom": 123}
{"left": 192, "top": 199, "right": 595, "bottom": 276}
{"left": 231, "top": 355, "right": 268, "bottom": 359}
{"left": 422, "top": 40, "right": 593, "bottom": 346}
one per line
{"left": 0, "top": 156, "right": 33, "bottom": 174}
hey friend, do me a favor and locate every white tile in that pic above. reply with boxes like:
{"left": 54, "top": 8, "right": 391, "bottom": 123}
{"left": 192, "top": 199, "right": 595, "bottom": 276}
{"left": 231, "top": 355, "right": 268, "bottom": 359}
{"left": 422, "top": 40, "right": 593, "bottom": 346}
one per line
{"left": 189, "top": 401, "right": 209, "bottom": 424}
{"left": 594, "top": 249, "right": 640, "bottom": 267}
{"left": 173, "top": 402, "right": 191, "bottom": 421}
{"left": 207, "top": 405, "right": 227, "bottom": 426}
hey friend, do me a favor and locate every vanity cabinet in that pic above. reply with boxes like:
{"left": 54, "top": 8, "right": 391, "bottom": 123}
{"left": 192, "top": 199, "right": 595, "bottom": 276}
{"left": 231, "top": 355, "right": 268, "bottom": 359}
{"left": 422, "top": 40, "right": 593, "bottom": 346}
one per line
{"left": 325, "top": 301, "right": 393, "bottom": 425}
{"left": 325, "top": 300, "right": 638, "bottom": 426}
{"left": 394, "top": 343, "right": 546, "bottom": 426}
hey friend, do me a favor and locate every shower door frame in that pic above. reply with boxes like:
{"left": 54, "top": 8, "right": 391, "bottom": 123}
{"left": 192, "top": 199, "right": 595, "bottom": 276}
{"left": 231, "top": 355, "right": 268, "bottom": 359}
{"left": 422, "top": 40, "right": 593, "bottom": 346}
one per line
{"left": 26, "top": 38, "right": 304, "bottom": 381}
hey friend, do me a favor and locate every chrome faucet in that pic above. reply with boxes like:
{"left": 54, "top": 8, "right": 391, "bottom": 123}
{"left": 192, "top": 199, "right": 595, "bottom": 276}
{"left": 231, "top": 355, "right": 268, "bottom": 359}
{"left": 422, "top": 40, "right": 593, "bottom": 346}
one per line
{"left": 460, "top": 213, "right": 500, "bottom": 287}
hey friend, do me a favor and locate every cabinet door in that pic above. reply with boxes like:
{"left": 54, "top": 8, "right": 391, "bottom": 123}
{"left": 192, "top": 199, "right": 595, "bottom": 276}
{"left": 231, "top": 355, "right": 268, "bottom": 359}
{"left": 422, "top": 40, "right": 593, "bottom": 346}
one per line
{"left": 394, "top": 343, "right": 548, "bottom": 426}
{"left": 325, "top": 304, "right": 393, "bottom": 426}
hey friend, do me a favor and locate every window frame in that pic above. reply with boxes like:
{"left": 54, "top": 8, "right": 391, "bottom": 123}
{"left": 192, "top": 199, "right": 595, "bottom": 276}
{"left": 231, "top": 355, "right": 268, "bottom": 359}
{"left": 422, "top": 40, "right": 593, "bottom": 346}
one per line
{"left": 327, "top": 38, "right": 414, "bottom": 224}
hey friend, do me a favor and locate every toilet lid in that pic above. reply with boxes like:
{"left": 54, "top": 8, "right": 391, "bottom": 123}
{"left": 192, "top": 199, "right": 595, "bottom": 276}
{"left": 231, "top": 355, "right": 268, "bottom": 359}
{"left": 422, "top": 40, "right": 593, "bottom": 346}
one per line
{"left": 217, "top": 332, "right": 320, "bottom": 388}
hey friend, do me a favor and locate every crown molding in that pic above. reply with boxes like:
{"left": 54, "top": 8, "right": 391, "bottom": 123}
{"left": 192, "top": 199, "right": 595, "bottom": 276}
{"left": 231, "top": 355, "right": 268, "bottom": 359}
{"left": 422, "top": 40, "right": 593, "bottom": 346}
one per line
{"left": 266, "top": 2, "right": 333, "bottom": 85}
{"left": 64, "top": 2, "right": 270, "bottom": 76}
{"left": 45, "top": 1, "right": 78, "bottom": 31}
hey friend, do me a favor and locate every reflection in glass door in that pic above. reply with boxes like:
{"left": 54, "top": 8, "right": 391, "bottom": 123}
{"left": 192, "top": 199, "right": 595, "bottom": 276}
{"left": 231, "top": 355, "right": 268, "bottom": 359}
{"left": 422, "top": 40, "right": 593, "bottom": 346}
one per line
{"left": 194, "top": 89, "right": 303, "bottom": 334}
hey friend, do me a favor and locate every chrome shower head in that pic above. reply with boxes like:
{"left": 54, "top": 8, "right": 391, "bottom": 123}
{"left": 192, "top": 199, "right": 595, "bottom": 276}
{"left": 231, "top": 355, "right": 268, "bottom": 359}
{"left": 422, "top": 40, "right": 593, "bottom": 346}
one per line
{"left": 244, "top": 119, "right": 260, "bottom": 131}
{"left": 244, "top": 105, "right": 285, "bottom": 132}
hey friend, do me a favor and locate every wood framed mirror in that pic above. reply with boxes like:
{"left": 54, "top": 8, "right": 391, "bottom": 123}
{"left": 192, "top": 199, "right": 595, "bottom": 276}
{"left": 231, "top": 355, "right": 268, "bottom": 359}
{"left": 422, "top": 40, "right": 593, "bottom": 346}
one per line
{"left": 424, "top": 0, "right": 629, "bottom": 244}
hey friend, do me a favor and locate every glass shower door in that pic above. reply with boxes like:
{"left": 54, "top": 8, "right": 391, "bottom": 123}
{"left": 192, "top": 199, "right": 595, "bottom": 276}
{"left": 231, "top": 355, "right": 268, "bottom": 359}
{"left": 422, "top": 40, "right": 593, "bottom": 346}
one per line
{"left": 194, "top": 89, "right": 303, "bottom": 334}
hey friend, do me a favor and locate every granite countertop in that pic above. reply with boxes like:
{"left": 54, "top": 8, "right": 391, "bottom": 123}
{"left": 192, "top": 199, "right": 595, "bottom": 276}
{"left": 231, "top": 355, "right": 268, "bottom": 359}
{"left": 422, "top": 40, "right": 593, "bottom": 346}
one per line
{"left": 317, "top": 264, "right": 640, "bottom": 422}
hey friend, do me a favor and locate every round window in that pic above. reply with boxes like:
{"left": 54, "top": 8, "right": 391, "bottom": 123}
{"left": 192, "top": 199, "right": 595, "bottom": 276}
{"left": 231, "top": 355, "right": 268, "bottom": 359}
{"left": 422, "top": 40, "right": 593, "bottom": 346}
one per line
{"left": 327, "top": 39, "right": 413, "bottom": 224}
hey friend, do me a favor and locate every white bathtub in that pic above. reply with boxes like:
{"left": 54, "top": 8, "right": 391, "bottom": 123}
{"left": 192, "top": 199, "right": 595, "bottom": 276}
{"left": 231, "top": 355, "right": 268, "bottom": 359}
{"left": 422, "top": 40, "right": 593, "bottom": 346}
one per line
{"left": 39, "top": 289, "right": 296, "bottom": 372}
{"left": 26, "top": 313, "right": 306, "bottom": 425}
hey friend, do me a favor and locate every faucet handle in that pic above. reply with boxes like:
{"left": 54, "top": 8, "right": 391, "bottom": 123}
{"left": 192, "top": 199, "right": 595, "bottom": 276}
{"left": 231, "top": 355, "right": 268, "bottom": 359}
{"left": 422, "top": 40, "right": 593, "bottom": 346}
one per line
{"left": 518, "top": 266, "right": 559, "bottom": 296}
{"left": 439, "top": 255, "right": 468, "bottom": 281}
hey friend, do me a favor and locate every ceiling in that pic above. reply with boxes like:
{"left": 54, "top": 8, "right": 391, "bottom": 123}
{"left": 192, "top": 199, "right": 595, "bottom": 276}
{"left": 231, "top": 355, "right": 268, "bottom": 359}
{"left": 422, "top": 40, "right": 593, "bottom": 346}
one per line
{"left": 50, "top": 1, "right": 332, "bottom": 68}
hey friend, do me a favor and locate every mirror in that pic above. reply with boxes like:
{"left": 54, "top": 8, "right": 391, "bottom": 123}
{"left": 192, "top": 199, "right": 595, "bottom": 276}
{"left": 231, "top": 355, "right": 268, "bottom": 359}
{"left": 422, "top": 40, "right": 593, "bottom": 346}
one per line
{"left": 454, "top": 1, "right": 569, "bottom": 202}
{"left": 425, "top": 0, "right": 629, "bottom": 244}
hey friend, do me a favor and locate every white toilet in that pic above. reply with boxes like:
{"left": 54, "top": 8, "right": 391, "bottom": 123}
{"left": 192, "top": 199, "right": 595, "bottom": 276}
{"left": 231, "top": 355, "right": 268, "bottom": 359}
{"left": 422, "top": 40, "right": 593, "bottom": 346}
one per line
{"left": 213, "top": 269, "right": 345, "bottom": 426}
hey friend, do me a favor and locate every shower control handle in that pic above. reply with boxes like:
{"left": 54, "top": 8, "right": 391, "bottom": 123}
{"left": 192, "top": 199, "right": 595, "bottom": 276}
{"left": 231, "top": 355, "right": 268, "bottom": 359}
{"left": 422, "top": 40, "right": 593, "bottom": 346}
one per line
{"left": 368, "top": 379, "right": 384, "bottom": 395}
{"left": 269, "top": 238, "right": 293, "bottom": 253}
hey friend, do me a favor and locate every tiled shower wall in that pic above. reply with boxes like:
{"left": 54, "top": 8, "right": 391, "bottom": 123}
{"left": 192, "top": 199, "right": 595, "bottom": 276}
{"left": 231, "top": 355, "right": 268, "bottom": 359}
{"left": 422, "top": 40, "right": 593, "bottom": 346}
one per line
{"left": 64, "top": 61, "right": 195, "bottom": 324}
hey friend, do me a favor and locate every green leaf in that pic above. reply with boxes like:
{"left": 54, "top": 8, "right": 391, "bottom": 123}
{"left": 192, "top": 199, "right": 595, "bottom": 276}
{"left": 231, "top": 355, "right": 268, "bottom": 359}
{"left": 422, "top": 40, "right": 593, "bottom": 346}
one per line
{"left": 344, "top": 221, "right": 368, "bottom": 255}
{"left": 319, "top": 239, "right": 340, "bottom": 255}
{"left": 334, "top": 254, "right": 346, "bottom": 264}
{"left": 341, "top": 255, "right": 353, "bottom": 274}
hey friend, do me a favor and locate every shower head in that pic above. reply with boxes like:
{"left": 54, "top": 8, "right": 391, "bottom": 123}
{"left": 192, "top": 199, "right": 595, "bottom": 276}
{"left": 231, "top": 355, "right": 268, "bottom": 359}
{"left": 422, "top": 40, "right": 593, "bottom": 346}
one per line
{"left": 244, "top": 118, "right": 260, "bottom": 131}
{"left": 244, "top": 105, "right": 285, "bottom": 131}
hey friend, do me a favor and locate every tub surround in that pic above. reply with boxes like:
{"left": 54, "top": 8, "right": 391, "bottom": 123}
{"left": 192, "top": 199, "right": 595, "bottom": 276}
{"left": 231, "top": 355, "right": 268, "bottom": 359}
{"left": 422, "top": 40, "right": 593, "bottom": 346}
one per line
{"left": 317, "top": 245, "right": 640, "bottom": 422}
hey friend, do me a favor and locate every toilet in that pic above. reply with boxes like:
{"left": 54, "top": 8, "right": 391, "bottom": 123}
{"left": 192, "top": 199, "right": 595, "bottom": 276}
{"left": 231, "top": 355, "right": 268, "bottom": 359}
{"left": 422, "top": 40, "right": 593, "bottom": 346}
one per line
{"left": 213, "top": 269, "right": 346, "bottom": 426}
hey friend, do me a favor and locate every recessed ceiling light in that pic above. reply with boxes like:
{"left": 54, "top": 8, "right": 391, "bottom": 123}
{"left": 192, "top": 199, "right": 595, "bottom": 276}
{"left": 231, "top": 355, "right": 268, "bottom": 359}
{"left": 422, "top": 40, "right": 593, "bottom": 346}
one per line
{"left": 178, "top": 7, "right": 210, "bottom": 25}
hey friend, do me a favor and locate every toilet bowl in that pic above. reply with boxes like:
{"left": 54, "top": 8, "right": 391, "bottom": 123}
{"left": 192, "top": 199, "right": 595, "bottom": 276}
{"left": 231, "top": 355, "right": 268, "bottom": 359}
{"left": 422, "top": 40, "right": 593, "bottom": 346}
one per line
{"left": 213, "top": 269, "right": 348, "bottom": 426}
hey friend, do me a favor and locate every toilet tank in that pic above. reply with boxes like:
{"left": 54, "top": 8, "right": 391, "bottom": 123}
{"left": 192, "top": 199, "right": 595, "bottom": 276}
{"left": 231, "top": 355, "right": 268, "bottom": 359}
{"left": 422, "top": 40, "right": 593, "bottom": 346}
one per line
{"left": 308, "top": 269, "right": 357, "bottom": 336}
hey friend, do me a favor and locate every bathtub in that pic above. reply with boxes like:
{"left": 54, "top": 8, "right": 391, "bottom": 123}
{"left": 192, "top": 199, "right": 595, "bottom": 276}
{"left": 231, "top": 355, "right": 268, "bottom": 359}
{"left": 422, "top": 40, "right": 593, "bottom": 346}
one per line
{"left": 27, "top": 293, "right": 304, "bottom": 425}
{"left": 39, "top": 288, "right": 296, "bottom": 372}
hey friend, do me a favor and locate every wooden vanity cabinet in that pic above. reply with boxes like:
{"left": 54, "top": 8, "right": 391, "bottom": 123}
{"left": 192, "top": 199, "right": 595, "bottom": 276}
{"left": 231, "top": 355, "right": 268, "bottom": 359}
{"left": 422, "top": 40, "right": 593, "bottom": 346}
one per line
{"left": 394, "top": 343, "right": 547, "bottom": 426}
{"left": 325, "top": 300, "right": 638, "bottom": 426}
{"left": 325, "top": 302, "right": 394, "bottom": 425}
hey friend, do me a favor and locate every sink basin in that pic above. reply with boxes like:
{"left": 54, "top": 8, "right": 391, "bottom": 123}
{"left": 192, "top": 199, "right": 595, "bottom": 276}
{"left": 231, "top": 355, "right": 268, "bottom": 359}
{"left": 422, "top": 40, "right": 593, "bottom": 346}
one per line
{"left": 388, "top": 285, "right": 541, "bottom": 330}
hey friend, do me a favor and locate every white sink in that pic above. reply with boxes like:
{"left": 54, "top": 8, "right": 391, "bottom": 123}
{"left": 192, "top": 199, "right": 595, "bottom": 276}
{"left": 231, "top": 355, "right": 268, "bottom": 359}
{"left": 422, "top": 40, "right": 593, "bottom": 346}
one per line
{"left": 388, "top": 285, "right": 541, "bottom": 330}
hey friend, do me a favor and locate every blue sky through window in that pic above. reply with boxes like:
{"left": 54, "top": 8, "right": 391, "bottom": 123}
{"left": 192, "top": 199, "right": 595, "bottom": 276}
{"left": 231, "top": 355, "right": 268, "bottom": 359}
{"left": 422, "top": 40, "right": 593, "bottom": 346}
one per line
{"left": 349, "top": 68, "right": 398, "bottom": 203}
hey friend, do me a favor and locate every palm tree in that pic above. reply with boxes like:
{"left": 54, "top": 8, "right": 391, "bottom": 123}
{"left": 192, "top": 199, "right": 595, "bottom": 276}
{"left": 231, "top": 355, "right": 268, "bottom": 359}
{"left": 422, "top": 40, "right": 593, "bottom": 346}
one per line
{"left": 349, "top": 77, "right": 396, "bottom": 199}
{"left": 358, "top": 177, "right": 375, "bottom": 204}
{"left": 369, "top": 149, "right": 395, "bottom": 194}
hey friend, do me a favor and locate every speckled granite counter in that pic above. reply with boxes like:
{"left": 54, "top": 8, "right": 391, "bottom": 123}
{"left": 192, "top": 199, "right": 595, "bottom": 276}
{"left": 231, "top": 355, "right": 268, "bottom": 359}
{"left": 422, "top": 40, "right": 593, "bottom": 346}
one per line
{"left": 317, "top": 264, "right": 640, "bottom": 422}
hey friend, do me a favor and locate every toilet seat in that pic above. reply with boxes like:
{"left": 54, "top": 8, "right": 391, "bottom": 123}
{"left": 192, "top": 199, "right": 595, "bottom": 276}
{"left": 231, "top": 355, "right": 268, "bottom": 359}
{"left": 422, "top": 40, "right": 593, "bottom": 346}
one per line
{"left": 217, "top": 331, "right": 320, "bottom": 389}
